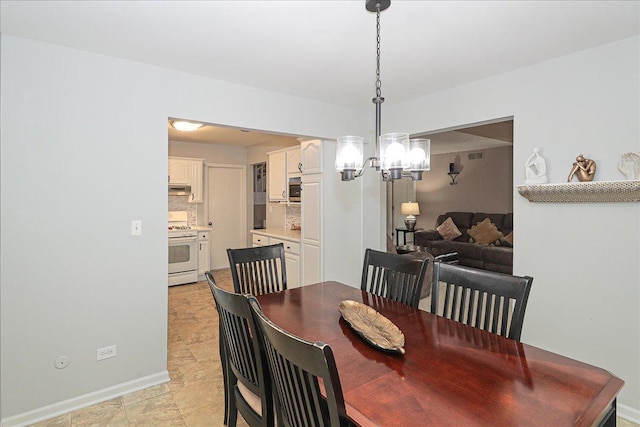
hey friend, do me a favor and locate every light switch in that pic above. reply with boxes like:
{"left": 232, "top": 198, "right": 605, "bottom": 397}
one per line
{"left": 131, "top": 220, "right": 142, "bottom": 236}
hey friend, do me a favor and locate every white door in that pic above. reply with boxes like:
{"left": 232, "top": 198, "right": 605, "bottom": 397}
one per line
{"left": 207, "top": 164, "right": 246, "bottom": 270}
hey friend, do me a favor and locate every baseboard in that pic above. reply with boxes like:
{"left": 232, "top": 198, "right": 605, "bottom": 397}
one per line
{"left": 1, "top": 371, "right": 170, "bottom": 427}
{"left": 618, "top": 403, "right": 640, "bottom": 425}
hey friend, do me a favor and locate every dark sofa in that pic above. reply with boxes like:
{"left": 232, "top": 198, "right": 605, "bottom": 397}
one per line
{"left": 414, "top": 212, "right": 513, "bottom": 274}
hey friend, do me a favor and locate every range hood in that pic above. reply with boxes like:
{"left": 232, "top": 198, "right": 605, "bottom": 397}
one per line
{"left": 168, "top": 184, "right": 191, "bottom": 196}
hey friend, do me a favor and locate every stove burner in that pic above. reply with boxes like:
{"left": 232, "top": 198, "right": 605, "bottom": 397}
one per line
{"left": 168, "top": 225, "right": 192, "bottom": 230}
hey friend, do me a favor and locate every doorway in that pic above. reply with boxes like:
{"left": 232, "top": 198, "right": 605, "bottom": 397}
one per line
{"left": 206, "top": 164, "right": 247, "bottom": 270}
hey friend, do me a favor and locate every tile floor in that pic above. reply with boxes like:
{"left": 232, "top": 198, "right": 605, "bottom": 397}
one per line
{"left": 30, "top": 269, "right": 639, "bottom": 427}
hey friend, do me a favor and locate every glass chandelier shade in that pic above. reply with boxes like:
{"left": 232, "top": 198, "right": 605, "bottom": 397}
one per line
{"left": 379, "top": 132, "right": 409, "bottom": 180}
{"left": 335, "top": 136, "right": 365, "bottom": 181}
{"left": 407, "top": 138, "right": 431, "bottom": 180}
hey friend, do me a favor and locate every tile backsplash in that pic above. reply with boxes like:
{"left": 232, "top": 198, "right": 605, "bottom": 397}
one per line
{"left": 169, "top": 196, "right": 197, "bottom": 225}
{"left": 285, "top": 205, "right": 301, "bottom": 230}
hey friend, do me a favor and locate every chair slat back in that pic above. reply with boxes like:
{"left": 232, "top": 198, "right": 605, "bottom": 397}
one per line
{"left": 360, "top": 248, "right": 429, "bottom": 307}
{"left": 249, "top": 297, "right": 349, "bottom": 427}
{"left": 431, "top": 262, "right": 533, "bottom": 341}
{"left": 227, "top": 244, "right": 287, "bottom": 295}
{"left": 207, "top": 273, "right": 274, "bottom": 426}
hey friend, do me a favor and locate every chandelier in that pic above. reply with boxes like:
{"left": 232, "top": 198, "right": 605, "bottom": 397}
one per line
{"left": 335, "top": 0, "right": 430, "bottom": 182}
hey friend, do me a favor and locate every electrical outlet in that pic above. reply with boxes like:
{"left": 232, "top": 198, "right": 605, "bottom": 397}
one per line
{"left": 97, "top": 345, "right": 117, "bottom": 361}
{"left": 131, "top": 220, "right": 142, "bottom": 236}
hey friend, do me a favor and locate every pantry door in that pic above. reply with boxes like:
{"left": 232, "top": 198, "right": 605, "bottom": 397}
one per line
{"left": 207, "top": 164, "right": 246, "bottom": 270}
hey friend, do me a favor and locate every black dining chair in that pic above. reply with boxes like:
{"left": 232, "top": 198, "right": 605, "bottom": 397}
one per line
{"left": 227, "top": 244, "right": 287, "bottom": 295}
{"left": 248, "top": 296, "right": 352, "bottom": 427}
{"left": 206, "top": 272, "right": 275, "bottom": 427}
{"left": 360, "top": 248, "right": 429, "bottom": 307}
{"left": 431, "top": 262, "right": 533, "bottom": 341}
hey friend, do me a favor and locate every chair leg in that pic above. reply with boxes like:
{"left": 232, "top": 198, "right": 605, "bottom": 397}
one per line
{"left": 219, "top": 325, "right": 234, "bottom": 426}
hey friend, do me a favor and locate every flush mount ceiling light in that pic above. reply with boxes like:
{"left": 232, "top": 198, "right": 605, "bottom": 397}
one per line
{"left": 170, "top": 120, "right": 204, "bottom": 132}
{"left": 335, "top": 0, "right": 430, "bottom": 182}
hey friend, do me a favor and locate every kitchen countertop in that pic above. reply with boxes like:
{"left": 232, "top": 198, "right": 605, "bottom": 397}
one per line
{"left": 251, "top": 228, "right": 301, "bottom": 242}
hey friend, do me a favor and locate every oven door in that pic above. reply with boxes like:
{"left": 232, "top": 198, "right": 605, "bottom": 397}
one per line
{"left": 168, "top": 236, "right": 198, "bottom": 274}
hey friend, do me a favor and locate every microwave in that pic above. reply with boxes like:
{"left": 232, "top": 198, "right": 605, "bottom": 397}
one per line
{"left": 288, "top": 177, "right": 301, "bottom": 202}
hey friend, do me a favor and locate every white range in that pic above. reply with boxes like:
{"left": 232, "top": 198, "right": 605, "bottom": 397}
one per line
{"left": 168, "top": 211, "right": 199, "bottom": 286}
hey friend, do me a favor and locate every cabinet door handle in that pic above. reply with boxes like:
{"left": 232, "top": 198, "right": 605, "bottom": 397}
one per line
{"left": 282, "top": 190, "right": 286, "bottom": 199}
{"left": 298, "top": 162, "right": 302, "bottom": 173}
{"left": 191, "top": 193, "right": 194, "bottom": 200}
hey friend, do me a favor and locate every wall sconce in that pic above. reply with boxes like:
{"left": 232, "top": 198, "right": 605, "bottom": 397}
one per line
{"left": 448, "top": 162, "right": 460, "bottom": 185}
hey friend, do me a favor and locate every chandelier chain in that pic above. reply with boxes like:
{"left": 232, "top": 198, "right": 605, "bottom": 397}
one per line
{"left": 375, "top": 5, "right": 382, "bottom": 98}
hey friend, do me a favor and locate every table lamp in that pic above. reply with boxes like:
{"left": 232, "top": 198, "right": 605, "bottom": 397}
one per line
{"left": 400, "top": 202, "right": 420, "bottom": 231}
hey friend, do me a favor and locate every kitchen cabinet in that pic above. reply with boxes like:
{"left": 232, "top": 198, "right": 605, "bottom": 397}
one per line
{"left": 270, "top": 237, "right": 300, "bottom": 289}
{"left": 267, "top": 150, "right": 287, "bottom": 202}
{"left": 168, "top": 158, "right": 190, "bottom": 184}
{"left": 168, "top": 157, "right": 203, "bottom": 203}
{"left": 287, "top": 148, "right": 302, "bottom": 176}
{"left": 301, "top": 173, "right": 322, "bottom": 285}
{"left": 301, "top": 139, "right": 322, "bottom": 175}
{"left": 188, "top": 160, "right": 203, "bottom": 203}
{"left": 251, "top": 230, "right": 301, "bottom": 288}
{"left": 198, "top": 230, "right": 210, "bottom": 279}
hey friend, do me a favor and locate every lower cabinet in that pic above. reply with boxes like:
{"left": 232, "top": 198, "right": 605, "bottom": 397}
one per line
{"left": 251, "top": 232, "right": 300, "bottom": 288}
{"left": 198, "top": 231, "right": 210, "bottom": 279}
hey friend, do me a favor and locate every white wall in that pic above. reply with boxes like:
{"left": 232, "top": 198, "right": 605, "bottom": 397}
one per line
{"left": 416, "top": 146, "right": 514, "bottom": 229}
{"left": 0, "top": 35, "right": 369, "bottom": 424}
{"left": 386, "top": 36, "right": 640, "bottom": 419}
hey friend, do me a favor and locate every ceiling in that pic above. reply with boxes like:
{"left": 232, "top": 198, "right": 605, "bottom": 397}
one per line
{"left": 2, "top": 1, "right": 635, "bottom": 152}
{"left": 167, "top": 117, "right": 513, "bottom": 155}
{"left": 168, "top": 120, "right": 301, "bottom": 148}
{"left": 1, "top": 1, "right": 638, "bottom": 108}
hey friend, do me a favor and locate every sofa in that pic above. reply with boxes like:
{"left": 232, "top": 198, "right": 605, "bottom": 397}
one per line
{"left": 413, "top": 212, "right": 513, "bottom": 274}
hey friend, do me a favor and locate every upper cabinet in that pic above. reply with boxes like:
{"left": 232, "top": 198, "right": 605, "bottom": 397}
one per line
{"left": 188, "top": 160, "right": 203, "bottom": 203}
{"left": 169, "top": 156, "right": 204, "bottom": 203}
{"left": 168, "top": 158, "right": 190, "bottom": 184}
{"left": 287, "top": 148, "right": 302, "bottom": 176}
{"left": 301, "top": 140, "right": 322, "bottom": 175}
{"left": 268, "top": 150, "right": 288, "bottom": 202}
{"left": 268, "top": 146, "right": 301, "bottom": 202}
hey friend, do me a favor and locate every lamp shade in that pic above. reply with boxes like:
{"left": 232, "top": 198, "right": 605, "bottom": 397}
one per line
{"left": 400, "top": 202, "right": 420, "bottom": 216}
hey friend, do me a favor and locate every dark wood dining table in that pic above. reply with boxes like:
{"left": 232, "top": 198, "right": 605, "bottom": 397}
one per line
{"left": 255, "top": 281, "right": 624, "bottom": 427}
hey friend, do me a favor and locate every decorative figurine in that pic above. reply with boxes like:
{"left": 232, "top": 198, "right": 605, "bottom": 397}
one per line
{"left": 567, "top": 154, "right": 596, "bottom": 182}
{"left": 618, "top": 152, "right": 640, "bottom": 180}
{"left": 524, "top": 147, "right": 548, "bottom": 184}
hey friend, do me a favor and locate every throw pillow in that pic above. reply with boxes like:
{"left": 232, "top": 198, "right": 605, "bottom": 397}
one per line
{"left": 503, "top": 231, "right": 513, "bottom": 246}
{"left": 436, "top": 217, "right": 462, "bottom": 241}
{"left": 468, "top": 218, "right": 504, "bottom": 245}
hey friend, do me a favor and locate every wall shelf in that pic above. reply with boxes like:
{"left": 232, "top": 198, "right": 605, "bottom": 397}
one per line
{"left": 517, "top": 180, "right": 640, "bottom": 203}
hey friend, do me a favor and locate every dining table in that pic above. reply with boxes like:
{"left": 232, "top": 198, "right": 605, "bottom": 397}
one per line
{"left": 255, "top": 281, "right": 624, "bottom": 427}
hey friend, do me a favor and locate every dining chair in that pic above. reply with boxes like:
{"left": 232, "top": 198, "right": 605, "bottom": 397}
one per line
{"left": 248, "top": 296, "right": 352, "bottom": 427}
{"left": 227, "top": 243, "right": 287, "bottom": 295}
{"left": 205, "top": 272, "right": 230, "bottom": 425}
{"left": 360, "top": 248, "right": 429, "bottom": 307}
{"left": 206, "top": 272, "right": 275, "bottom": 427}
{"left": 431, "top": 262, "right": 533, "bottom": 341}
